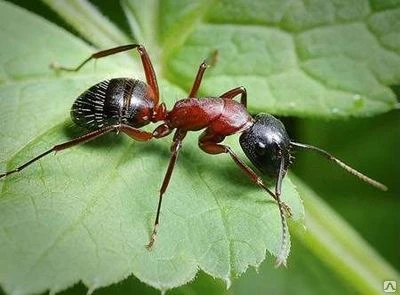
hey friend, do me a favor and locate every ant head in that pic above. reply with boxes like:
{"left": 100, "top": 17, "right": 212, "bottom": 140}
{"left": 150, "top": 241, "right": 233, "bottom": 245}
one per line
{"left": 239, "top": 113, "right": 292, "bottom": 179}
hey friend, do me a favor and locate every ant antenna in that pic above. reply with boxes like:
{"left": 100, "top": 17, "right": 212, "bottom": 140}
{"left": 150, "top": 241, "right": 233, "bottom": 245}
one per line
{"left": 275, "top": 153, "right": 289, "bottom": 267}
{"left": 290, "top": 142, "right": 388, "bottom": 191}
{"left": 275, "top": 147, "right": 286, "bottom": 197}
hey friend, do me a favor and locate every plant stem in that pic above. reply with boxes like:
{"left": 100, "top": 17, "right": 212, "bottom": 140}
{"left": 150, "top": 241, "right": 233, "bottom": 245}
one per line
{"left": 42, "top": 0, "right": 130, "bottom": 48}
{"left": 291, "top": 175, "right": 400, "bottom": 294}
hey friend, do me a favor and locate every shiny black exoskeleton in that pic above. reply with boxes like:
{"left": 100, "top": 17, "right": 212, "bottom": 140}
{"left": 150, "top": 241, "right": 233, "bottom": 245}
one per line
{"left": 71, "top": 78, "right": 155, "bottom": 130}
{"left": 240, "top": 113, "right": 291, "bottom": 179}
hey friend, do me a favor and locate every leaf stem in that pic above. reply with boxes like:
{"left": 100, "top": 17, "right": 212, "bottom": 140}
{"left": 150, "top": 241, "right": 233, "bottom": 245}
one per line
{"left": 42, "top": 0, "right": 131, "bottom": 48}
{"left": 291, "top": 175, "right": 400, "bottom": 294}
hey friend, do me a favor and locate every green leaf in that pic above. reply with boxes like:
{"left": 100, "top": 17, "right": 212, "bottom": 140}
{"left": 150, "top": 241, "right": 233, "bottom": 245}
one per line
{"left": 0, "top": 2, "right": 302, "bottom": 294}
{"left": 157, "top": 0, "right": 399, "bottom": 117}
{"left": 56, "top": 238, "right": 356, "bottom": 295}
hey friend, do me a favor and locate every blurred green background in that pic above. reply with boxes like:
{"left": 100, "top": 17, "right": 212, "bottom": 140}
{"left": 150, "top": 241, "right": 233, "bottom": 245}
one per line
{"left": 1, "top": 0, "right": 399, "bottom": 294}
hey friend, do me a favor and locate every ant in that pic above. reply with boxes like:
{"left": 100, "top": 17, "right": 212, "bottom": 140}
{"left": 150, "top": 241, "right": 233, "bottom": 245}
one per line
{"left": 0, "top": 44, "right": 387, "bottom": 267}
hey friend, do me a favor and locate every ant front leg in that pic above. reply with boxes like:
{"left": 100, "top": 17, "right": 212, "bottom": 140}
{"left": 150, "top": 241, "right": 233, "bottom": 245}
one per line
{"left": 51, "top": 44, "right": 160, "bottom": 104}
{"left": 198, "top": 129, "right": 290, "bottom": 214}
{"left": 198, "top": 129, "right": 290, "bottom": 266}
{"left": 146, "top": 128, "right": 187, "bottom": 249}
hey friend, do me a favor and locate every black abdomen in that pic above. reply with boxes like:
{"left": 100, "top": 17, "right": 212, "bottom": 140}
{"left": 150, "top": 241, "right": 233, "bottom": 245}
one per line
{"left": 71, "top": 78, "right": 154, "bottom": 130}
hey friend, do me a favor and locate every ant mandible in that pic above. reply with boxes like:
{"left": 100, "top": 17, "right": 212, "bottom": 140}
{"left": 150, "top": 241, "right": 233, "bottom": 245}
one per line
{"left": 0, "top": 44, "right": 387, "bottom": 267}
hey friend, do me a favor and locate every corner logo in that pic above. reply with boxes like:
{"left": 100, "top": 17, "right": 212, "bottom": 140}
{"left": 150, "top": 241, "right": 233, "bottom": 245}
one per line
{"left": 383, "top": 281, "right": 397, "bottom": 293}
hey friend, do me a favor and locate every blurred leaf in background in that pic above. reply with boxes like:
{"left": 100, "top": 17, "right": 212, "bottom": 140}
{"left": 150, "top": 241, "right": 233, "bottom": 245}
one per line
{"left": 292, "top": 111, "right": 400, "bottom": 268}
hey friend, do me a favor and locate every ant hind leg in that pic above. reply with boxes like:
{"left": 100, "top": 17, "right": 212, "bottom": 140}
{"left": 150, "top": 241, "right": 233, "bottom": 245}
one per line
{"left": 51, "top": 44, "right": 160, "bottom": 104}
{"left": 0, "top": 126, "right": 118, "bottom": 179}
{"left": 0, "top": 124, "right": 153, "bottom": 179}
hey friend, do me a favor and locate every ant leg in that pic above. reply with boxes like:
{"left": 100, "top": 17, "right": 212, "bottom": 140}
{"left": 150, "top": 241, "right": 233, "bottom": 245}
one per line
{"left": 1, "top": 125, "right": 154, "bottom": 179}
{"left": 188, "top": 61, "right": 209, "bottom": 98}
{"left": 146, "top": 129, "right": 187, "bottom": 249}
{"left": 199, "top": 130, "right": 290, "bottom": 267}
{"left": 51, "top": 44, "right": 160, "bottom": 104}
{"left": 219, "top": 86, "right": 247, "bottom": 108}
{"left": 198, "top": 131, "right": 285, "bottom": 207}
{"left": 188, "top": 50, "right": 218, "bottom": 98}
{"left": 152, "top": 123, "right": 174, "bottom": 139}
{"left": 0, "top": 125, "right": 121, "bottom": 179}
{"left": 119, "top": 124, "right": 153, "bottom": 141}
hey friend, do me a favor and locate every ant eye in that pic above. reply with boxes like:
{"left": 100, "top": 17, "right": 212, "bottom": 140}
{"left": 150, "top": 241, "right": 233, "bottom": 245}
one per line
{"left": 255, "top": 142, "right": 266, "bottom": 155}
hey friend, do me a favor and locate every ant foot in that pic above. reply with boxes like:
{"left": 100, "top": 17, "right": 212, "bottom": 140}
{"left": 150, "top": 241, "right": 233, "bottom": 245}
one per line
{"left": 145, "top": 226, "right": 158, "bottom": 250}
{"left": 0, "top": 170, "right": 15, "bottom": 179}
{"left": 49, "top": 62, "right": 60, "bottom": 70}
{"left": 281, "top": 202, "right": 292, "bottom": 218}
{"left": 49, "top": 62, "right": 73, "bottom": 72}
{"left": 145, "top": 238, "right": 155, "bottom": 250}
